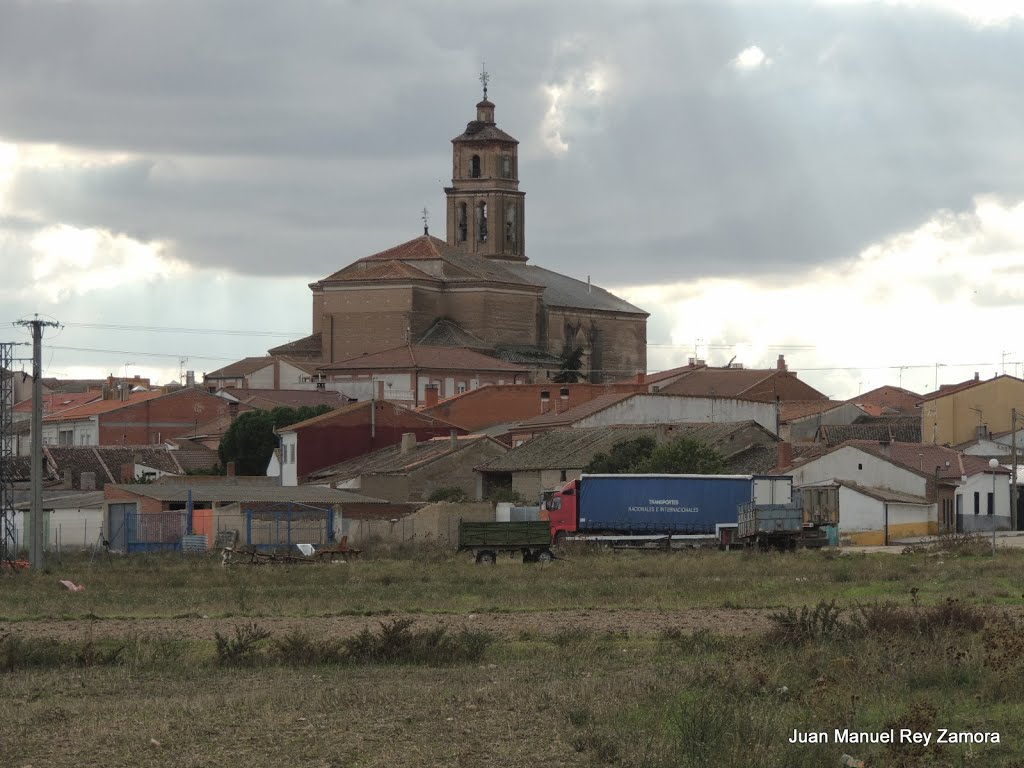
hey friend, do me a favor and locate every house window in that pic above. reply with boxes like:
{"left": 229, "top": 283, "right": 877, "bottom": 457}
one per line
{"left": 457, "top": 202, "right": 467, "bottom": 242}
{"left": 457, "top": 382, "right": 467, "bottom": 394}
{"left": 58, "top": 430, "right": 73, "bottom": 446}
{"left": 501, "top": 155, "right": 511, "bottom": 178}
{"left": 974, "top": 491, "right": 980, "bottom": 515}
{"left": 987, "top": 492, "right": 994, "bottom": 516}
{"left": 471, "top": 155, "right": 481, "bottom": 178}
{"left": 857, "top": 463, "right": 862, "bottom": 470}
{"left": 560, "top": 470, "right": 567, "bottom": 482}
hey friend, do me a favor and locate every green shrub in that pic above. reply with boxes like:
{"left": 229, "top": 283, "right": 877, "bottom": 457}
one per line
{"left": 426, "top": 486, "right": 470, "bottom": 503}
{"left": 273, "top": 630, "right": 344, "bottom": 666}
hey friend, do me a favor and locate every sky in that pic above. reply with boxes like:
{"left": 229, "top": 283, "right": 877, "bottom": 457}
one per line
{"left": 2, "top": 0, "right": 1024, "bottom": 400}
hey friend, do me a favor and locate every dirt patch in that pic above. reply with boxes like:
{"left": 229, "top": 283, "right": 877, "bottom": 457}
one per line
{"left": 0, "top": 608, "right": 772, "bottom": 642}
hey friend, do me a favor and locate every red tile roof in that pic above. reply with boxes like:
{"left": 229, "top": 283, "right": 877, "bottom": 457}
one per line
{"left": 319, "top": 345, "right": 528, "bottom": 373}
{"left": 847, "top": 385, "right": 921, "bottom": 413}
{"left": 779, "top": 400, "right": 846, "bottom": 422}
{"left": 42, "top": 391, "right": 164, "bottom": 422}
{"left": 204, "top": 357, "right": 275, "bottom": 379}
{"left": 833, "top": 440, "right": 1010, "bottom": 479}
{"left": 223, "top": 388, "right": 352, "bottom": 409}
{"left": 516, "top": 392, "right": 636, "bottom": 429}
{"left": 14, "top": 391, "right": 102, "bottom": 415}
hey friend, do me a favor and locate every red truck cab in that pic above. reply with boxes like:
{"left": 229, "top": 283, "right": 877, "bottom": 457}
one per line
{"left": 545, "top": 479, "right": 580, "bottom": 542}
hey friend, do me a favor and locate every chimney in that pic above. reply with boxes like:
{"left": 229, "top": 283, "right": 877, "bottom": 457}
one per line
{"left": 424, "top": 384, "right": 439, "bottom": 408}
{"left": 540, "top": 389, "right": 550, "bottom": 414}
{"left": 62, "top": 469, "right": 72, "bottom": 490}
{"left": 877, "top": 439, "right": 891, "bottom": 456}
{"left": 400, "top": 432, "right": 417, "bottom": 454}
{"left": 228, "top": 401, "right": 239, "bottom": 421}
{"left": 974, "top": 371, "right": 980, "bottom": 381}
{"left": 449, "top": 429, "right": 458, "bottom": 449}
{"left": 226, "top": 460, "right": 236, "bottom": 477}
{"left": 586, "top": 275, "right": 591, "bottom": 294}
{"left": 777, "top": 354, "right": 787, "bottom": 372}
{"left": 186, "top": 370, "right": 195, "bottom": 387}
{"left": 635, "top": 371, "right": 646, "bottom": 387}
{"left": 120, "top": 463, "right": 134, "bottom": 483}
{"left": 776, "top": 441, "right": 793, "bottom": 471}
{"left": 80, "top": 471, "right": 96, "bottom": 491}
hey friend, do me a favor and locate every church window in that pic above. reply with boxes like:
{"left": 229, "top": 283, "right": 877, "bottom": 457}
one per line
{"left": 471, "top": 155, "right": 481, "bottom": 178}
{"left": 457, "top": 203, "right": 467, "bottom": 242}
{"left": 501, "top": 155, "right": 511, "bottom": 178}
{"left": 505, "top": 204, "right": 516, "bottom": 246}
{"left": 477, "top": 202, "right": 488, "bottom": 242}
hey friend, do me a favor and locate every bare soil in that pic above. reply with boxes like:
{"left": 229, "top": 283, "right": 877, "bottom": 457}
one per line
{"left": 0, "top": 607, "right": 772, "bottom": 642}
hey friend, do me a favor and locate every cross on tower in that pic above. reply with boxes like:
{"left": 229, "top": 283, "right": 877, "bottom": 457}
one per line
{"left": 421, "top": 207, "right": 429, "bottom": 236}
{"left": 479, "top": 63, "right": 489, "bottom": 100}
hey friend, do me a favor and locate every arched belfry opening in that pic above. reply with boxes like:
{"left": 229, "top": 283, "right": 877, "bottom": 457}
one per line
{"left": 444, "top": 69, "right": 526, "bottom": 262}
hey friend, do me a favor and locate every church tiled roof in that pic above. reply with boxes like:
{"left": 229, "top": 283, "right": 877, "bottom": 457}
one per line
{"left": 319, "top": 345, "right": 528, "bottom": 374}
{"left": 501, "top": 263, "right": 648, "bottom": 315}
{"left": 319, "top": 235, "right": 539, "bottom": 289}
{"left": 268, "top": 333, "right": 322, "bottom": 358}
{"left": 417, "top": 320, "right": 493, "bottom": 350}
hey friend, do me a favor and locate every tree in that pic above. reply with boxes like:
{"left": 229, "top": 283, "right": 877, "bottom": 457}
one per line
{"left": 582, "top": 435, "right": 728, "bottom": 475}
{"left": 552, "top": 345, "right": 585, "bottom": 384}
{"left": 218, "top": 404, "right": 335, "bottom": 475}
{"left": 632, "top": 437, "right": 727, "bottom": 475}
{"left": 583, "top": 436, "right": 657, "bottom": 474}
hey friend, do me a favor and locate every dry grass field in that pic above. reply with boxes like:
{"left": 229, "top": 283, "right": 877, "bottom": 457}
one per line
{"left": 3, "top": 541, "right": 1024, "bottom": 767}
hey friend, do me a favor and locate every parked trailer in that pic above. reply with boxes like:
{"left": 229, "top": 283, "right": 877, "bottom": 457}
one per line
{"left": 736, "top": 499, "right": 828, "bottom": 550}
{"left": 458, "top": 520, "right": 555, "bottom": 565}
{"left": 545, "top": 474, "right": 793, "bottom": 547}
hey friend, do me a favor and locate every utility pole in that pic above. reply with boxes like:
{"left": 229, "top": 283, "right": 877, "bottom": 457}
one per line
{"left": 1012, "top": 408, "right": 1019, "bottom": 530}
{"left": 15, "top": 316, "right": 59, "bottom": 570}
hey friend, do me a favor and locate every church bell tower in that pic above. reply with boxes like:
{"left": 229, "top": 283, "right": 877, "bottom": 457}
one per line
{"left": 445, "top": 68, "right": 526, "bottom": 262}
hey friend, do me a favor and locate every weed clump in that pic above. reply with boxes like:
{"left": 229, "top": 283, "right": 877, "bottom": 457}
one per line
{"left": 273, "top": 630, "right": 344, "bottom": 666}
{"left": 214, "top": 622, "right": 271, "bottom": 666}
{"left": 767, "top": 600, "right": 846, "bottom": 645}
{"left": 342, "top": 618, "right": 492, "bottom": 665}
{"left": 855, "top": 598, "right": 988, "bottom": 638}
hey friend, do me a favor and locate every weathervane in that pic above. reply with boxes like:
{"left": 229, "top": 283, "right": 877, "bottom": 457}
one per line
{"left": 421, "top": 207, "right": 430, "bottom": 236}
{"left": 479, "top": 63, "right": 489, "bottom": 100}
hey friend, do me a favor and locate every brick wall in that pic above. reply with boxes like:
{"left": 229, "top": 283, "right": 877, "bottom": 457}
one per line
{"left": 294, "top": 403, "right": 466, "bottom": 479}
{"left": 97, "top": 389, "right": 233, "bottom": 446}
{"left": 103, "top": 485, "right": 164, "bottom": 514}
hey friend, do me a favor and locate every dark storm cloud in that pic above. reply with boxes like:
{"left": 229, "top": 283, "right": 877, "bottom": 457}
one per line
{"left": 1, "top": 0, "right": 1022, "bottom": 282}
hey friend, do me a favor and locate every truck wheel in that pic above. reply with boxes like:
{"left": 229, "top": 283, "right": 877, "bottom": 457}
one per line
{"left": 536, "top": 549, "right": 554, "bottom": 564}
{"left": 476, "top": 551, "right": 496, "bottom": 565}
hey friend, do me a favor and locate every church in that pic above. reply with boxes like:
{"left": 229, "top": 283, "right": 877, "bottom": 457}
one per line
{"left": 267, "top": 78, "right": 649, "bottom": 399}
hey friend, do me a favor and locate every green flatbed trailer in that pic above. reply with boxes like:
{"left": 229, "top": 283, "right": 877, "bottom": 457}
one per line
{"left": 457, "top": 520, "right": 555, "bottom": 564}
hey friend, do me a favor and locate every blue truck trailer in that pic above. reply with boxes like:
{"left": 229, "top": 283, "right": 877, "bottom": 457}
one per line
{"left": 546, "top": 473, "right": 793, "bottom": 545}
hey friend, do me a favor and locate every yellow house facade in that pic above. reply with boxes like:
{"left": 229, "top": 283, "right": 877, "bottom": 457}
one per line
{"left": 922, "top": 375, "right": 1024, "bottom": 446}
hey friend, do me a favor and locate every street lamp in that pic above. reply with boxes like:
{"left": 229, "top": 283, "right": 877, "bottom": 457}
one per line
{"left": 989, "top": 458, "right": 999, "bottom": 556}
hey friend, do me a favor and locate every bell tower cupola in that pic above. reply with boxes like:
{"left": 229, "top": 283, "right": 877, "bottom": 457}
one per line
{"left": 444, "top": 66, "right": 526, "bottom": 262}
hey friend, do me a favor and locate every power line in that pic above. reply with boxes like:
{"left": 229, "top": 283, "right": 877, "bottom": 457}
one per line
{"left": 37, "top": 322, "right": 306, "bottom": 338}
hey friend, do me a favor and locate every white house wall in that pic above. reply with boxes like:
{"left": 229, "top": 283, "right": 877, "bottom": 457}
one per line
{"left": 247, "top": 364, "right": 276, "bottom": 389}
{"left": 791, "top": 446, "right": 927, "bottom": 497}
{"left": 12, "top": 506, "right": 105, "bottom": 550}
{"left": 957, "top": 472, "right": 1011, "bottom": 532}
{"left": 574, "top": 395, "right": 778, "bottom": 435}
{"left": 836, "top": 487, "right": 935, "bottom": 545}
{"left": 281, "top": 432, "right": 298, "bottom": 487}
